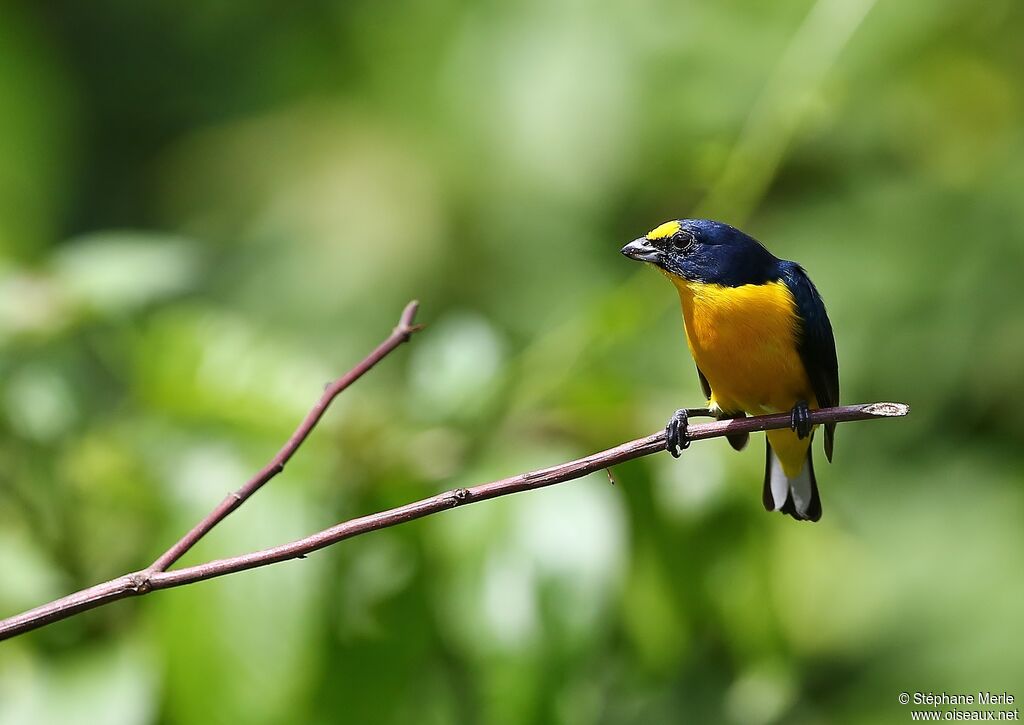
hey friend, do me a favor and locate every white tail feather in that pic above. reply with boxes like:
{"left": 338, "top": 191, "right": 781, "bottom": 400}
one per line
{"left": 768, "top": 448, "right": 814, "bottom": 519}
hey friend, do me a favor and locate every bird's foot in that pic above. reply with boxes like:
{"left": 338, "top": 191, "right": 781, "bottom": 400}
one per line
{"left": 790, "top": 400, "right": 812, "bottom": 439}
{"left": 665, "top": 407, "right": 713, "bottom": 458}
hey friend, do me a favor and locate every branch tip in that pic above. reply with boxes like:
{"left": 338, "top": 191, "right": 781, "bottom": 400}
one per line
{"left": 397, "top": 300, "right": 421, "bottom": 331}
{"left": 862, "top": 402, "right": 910, "bottom": 417}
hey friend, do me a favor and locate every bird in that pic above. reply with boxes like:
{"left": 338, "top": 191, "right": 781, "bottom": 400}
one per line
{"left": 621, "top": 219, "right": 839, "bottom": 521}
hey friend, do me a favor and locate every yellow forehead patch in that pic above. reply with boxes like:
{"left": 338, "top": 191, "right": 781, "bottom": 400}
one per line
{"left": 646, "top": 220, "right": 680, "bottom": 240}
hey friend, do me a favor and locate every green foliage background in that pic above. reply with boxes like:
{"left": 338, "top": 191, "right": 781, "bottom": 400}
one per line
{"left": 1, "top": 1, "right": 1023, "bottom": 723}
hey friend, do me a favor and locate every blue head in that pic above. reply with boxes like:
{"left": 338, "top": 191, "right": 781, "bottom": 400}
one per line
{"left": 621, "top": 219, "right": 781, "bottom": 286}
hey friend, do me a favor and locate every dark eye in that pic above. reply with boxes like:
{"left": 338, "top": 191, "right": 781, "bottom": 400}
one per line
{"left": 670, "top": 231, "right": 694, "bottom": 252}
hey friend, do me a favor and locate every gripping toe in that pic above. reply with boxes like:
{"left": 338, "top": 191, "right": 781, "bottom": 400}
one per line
{"left": 665, "top": 409, "right": 690, "bottom": 457}
{"left": 790, "top": 400, "right": 812, "bottom": 440}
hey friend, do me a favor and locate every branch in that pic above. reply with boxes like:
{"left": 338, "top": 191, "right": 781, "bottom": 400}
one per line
{"left": 0, "top": 401, "right": 908, "bottom": 641}
{"left": 145, "top": 300, "right": 424, "bottom": 573}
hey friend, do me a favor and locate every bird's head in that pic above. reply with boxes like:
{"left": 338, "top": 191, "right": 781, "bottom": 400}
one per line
{"left": 620, "top": 219, "right": 780, "bottom": 286}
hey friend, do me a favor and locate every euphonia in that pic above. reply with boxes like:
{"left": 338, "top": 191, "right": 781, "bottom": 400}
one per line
{"left": 621, "top": 219, "right": 839, "bottom": 521}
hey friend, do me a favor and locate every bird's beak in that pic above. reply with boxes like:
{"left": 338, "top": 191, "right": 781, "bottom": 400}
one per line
{"left": 620, "top": 237, "right": 660, "bottom": 263}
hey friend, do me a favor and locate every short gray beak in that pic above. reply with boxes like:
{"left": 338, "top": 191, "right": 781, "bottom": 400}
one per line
{"left": 620, "top": 237, "right": 660, "bottom": 263}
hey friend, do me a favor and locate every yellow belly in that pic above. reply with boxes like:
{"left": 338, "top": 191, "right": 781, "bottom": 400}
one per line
{"left": 671, "top": 277, "right": 816, "bottom": 477}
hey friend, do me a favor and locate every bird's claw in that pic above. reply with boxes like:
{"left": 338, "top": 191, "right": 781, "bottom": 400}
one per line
{"left": 790, "top": 400, "right": 812, "bottom": 439}
{"left": 666, "top": 409, "right": 691, "bottom": 458}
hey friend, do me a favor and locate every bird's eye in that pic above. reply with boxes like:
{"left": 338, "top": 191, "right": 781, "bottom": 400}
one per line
{"left": 670, "top": 232, "right": 694, "bottom": 252}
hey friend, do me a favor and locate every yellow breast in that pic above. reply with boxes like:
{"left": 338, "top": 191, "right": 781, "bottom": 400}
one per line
{"left": 669, "top": 276, "right": 814, "bottom": 415}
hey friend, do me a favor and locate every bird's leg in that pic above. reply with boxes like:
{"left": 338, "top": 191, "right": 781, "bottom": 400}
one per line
{"left": 665, "top": 407, "right": 714, "bottom": 458}
{"left": 790, "top": 400, "right": 812, "bottom": 439}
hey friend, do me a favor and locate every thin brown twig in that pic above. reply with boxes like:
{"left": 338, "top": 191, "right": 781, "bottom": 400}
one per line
{"left": 0, "top": 401, "right": 908, "bottom": 641}
{"left": 146, "top": 300, "right": 424, "bottom": 573}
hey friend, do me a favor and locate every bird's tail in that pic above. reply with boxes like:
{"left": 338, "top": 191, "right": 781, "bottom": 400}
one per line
{"left": 762, "top": 441, "right": 821, "bottom": 522}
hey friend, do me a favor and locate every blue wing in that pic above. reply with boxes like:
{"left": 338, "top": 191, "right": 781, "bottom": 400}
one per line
{"left": 781, "top": 263, "right": 840, "bottom": 461}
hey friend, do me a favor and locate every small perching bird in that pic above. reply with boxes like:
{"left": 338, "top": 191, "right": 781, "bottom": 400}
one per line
{"left": 621, "top": 219, "right": 839, "bottom": 521}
